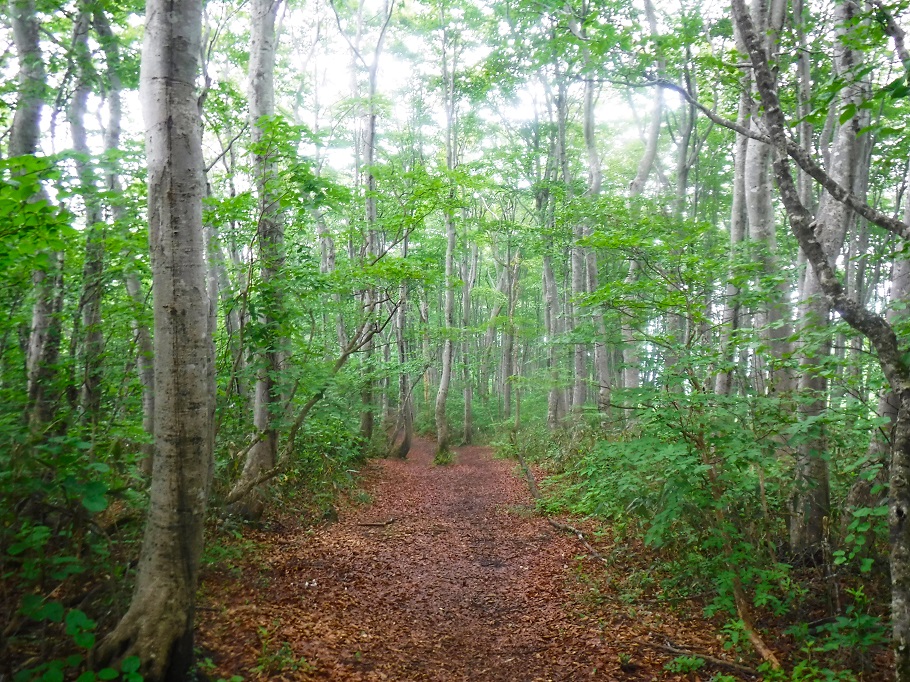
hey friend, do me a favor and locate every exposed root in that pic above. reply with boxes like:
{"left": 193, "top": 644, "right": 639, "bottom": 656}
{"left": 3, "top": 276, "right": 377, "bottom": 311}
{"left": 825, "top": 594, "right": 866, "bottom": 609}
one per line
{"left": 94, "top": 590, "right": 193, "bottom": 682}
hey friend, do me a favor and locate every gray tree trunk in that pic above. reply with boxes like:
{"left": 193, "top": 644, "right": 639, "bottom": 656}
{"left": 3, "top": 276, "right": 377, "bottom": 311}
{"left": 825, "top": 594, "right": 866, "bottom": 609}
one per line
{"left": 69, "top": 8, "right": 105, "bottom": 424}
{"left": 230, "top": 0, "right": 283, "bottom": 519}
{"left": 624, "top": 77, "right": 662, "bottom": 394}
{"left": 462, "top": 242, "right": 477, "bottom": 443}
{"left": 581, "top": 75, "right": 609, "bottom": 415}
{"left": 391, "top": 235, "right": 412, "bottom": 458}
{"left": 790, "top": 0, "right": 861, "bottom": 557}
{"left": 10, "top": 0, "right": 62, "bottom": 431}
{"left": 744, "top": 0, "right": 790, "bottom": 394}
{"left": 714, "top": 78, "right": 750, "bottom": 396}
{"left": 96, "top": 0, "right": 214, "bottom": 676}
{"left": 95, "top": 8, "right": 156, "bottom": 468}
{"left": 435, "top": 17, "right": 456, "bottom": 460}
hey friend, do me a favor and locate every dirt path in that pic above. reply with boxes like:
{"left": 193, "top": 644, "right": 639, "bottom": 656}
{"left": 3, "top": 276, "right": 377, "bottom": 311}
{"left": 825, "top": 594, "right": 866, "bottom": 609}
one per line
{"left": 198, "top": 438, "right": 740, "bottom": 681}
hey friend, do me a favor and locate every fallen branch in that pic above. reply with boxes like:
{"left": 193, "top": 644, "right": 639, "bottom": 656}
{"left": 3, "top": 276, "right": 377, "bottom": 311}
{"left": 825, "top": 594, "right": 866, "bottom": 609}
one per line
{"left": 545, "top": 518, "right": 610, "bottom": 567}
{"left": 634, "top": 640, "right": 758, "bottom": 678}
{"left": 514, "top": 445, "right": 609, "bottom": 567}
{"left": 357, "top": 517, "right": 396, "bottom": 527}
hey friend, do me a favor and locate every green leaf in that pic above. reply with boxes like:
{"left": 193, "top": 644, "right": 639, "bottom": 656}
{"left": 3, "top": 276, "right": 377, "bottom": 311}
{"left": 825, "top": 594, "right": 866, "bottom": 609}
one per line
{"left": 97, "top": 668, "right": 119, "bottom": 680}
{"left": 65, "top": 609, "right": 95, "bottom": 635}
{"left": 41, "top": 667, "right": 64, "bottom": 682}
{"left": 73, "top": 631, "right": 96, "bottom": 649}
{"left": 21, "top": 595, "right": 64, "bottom": 622}
{"left": 120, "top": 656, "right": 141, "bottom": 674}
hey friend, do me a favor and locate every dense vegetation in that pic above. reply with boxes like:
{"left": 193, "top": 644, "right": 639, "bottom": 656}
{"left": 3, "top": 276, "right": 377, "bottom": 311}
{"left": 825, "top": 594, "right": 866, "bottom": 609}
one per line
{"left": 3, "top": 0, "right": 910, "bottom": 678}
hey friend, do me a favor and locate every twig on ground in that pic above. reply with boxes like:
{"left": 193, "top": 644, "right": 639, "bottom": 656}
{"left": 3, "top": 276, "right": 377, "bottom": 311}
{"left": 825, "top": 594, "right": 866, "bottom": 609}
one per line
{"left": 513, "top": 446, "right": 610, "bottom": 567}
{"left": 545, "top": 518, "right": 610, "bottom": 566}
{"left": 357, "top": 517, "right": 396, "bottom": 527}
{"left": 634, "top": 639, "right": 758, "bottom": 678}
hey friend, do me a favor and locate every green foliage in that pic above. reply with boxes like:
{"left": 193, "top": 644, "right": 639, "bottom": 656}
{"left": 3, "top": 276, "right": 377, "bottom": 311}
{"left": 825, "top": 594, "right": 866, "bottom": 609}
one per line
{"left": 664, "top": 656, "right": 705, "bottom": 674}
{"left": 12, "top": 601, "right": 143, "bottom": 682}
{"left": 251, "top": 623, "right": 314, "bottom": 676}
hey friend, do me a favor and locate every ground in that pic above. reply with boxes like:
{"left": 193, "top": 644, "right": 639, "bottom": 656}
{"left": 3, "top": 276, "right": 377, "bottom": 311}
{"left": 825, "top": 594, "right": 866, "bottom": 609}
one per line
{"left": 197, "top": 438, "right": 752, "bottom": 681}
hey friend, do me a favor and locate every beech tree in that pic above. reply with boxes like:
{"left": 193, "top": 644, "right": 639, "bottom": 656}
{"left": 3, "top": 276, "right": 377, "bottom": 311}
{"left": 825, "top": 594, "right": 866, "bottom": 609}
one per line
{"left": 95, "top": 0, "right": 214, "bottom": 676}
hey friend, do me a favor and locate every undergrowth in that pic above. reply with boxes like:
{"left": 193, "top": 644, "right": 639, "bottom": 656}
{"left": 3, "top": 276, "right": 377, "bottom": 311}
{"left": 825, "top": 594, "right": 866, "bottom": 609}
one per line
{"left": 502, "top": 392, "right": 890, "bottom": 679}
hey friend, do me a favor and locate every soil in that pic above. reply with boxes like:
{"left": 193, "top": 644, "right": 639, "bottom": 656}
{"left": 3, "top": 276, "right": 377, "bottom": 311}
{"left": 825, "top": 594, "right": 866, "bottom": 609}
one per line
{"left": 197, "top": 438, "right": 751, "bottom": 681}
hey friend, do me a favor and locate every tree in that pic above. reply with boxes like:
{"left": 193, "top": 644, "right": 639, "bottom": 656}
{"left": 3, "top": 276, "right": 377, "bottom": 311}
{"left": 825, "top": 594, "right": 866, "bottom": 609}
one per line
{"left": 229, "top": 0, "right": 284, "bottom": 520}
{"left": 95, "top": 0, "right": 214, "bottom": 676}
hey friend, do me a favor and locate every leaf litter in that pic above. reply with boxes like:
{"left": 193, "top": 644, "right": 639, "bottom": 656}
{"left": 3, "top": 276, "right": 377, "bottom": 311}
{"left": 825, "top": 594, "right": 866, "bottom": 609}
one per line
{"left": 197, "top": 438, "right": 752, "bottom": 681}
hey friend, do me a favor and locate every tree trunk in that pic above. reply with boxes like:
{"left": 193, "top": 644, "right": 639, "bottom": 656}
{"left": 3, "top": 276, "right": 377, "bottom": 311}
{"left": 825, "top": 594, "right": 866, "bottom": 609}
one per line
{"left": 391, "top": 236, "right": 412, "bottom": 458}
{"left": 581, "top": 73, "right": 609, "bottom": 416}
{"left": 95, "top": 0, "right": 214, "bottom": 676}
{"left": 69, "top": 8, "right": 105, "bottom": 425}
{"left": 714, "top": 75, "right": 750, "bottom": 397}
{"left": 744, "top": 0, "right": 790, "bottom": 395}
{"left": 624, "top": 79, "right": 662, "bottom": 396}
{"left": 10, "top": 0, "right": 62, "bottom": 432}
{"left": 543, "top": 252, "right": 564, "bottom": 427}
{"left": 230, "top": 0, "right": 283, "bottom": 519}
{"left": 462, "top": 242, "right": 477, "bottom": 444}
{"left": 790, "top": 0, "right": 861, "bottom": 557}
{"left": 435, "top": 16, "right": 456, "bottom": 460}
{"left": 94, "top": 8, "right": 155, "bottom": 467}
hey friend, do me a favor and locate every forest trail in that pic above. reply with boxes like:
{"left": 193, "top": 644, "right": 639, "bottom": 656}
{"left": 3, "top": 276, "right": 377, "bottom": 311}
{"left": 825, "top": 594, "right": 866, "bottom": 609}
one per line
{"left": 198, "top": 438, "right": 739, "bottom": 681}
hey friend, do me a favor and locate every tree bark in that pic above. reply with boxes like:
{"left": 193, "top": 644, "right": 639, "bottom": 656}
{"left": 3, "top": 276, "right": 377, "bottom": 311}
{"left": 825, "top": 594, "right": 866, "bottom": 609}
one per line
{"left": 714, "top": 75, "right": 750, "bottom": 397}
{"left": 94, "top": 8, "right": 156, "bottom": 467}
{"left": 462, "top": 242, "right": 477, "bottom": 443}
{"left": 435, "top": 14, "right": 456, "bottom": 460}
{"left": 743, "top": 0, "right": 790, "bottom": 395}
{"left": 10, "top": 0, "right": 62, "bottom": 432}
{"left": 790, "top": 0, "right": 862, "bottom": 557}
{"left": 230, "top": 0, "right": 284, "bottom": 519}
{"left": 69, "top": 7, "right": 105, "bottom": 425}
{"left": 624, "top": 73, "right": 662, "bottom": 395}
{"left": 391, "top": 235, "right": 412, "bottom": 458}
{"left": 96, "top": 0, "right": 214, "bottom": 676}
{"left": 582, "top": 71, "right": 610, "bottom": 416}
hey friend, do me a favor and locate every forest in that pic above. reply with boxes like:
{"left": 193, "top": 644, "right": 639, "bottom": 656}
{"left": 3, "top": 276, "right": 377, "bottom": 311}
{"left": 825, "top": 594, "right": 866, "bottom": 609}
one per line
{"left": 3, "top": 0, "right": 910, "bottom": 678}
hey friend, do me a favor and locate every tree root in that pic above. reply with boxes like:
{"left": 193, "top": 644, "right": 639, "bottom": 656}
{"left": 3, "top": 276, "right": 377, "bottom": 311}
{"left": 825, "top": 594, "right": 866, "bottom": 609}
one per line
{"left": 94, "top": 589, "right": 193, "bottom": 682}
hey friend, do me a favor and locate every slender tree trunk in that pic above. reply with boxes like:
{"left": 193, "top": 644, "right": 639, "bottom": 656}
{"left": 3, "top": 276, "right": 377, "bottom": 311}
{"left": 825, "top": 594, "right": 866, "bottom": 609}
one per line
{"left": 10, "top": 0, "right": 62, "bottom": 432}
{"left": 125, "top": 272, "right": 155, "bottom": 472}
{"left": 435, "top": 17, "right": 456, "bottom": 460}
{"left": 624, "top": 79, "right": 662, "bottom": 395}
{"left": 96, "top": 0, "right": 214, "bottom": 675}
{"left": 69, "top": 8, "right": 105, "bottom": 424}
{"left": 479, "top": 259, "right": 508, "bottom": 405}
{"left": 391, "top": 235, "right": 412, "bottom": 458}
{"left": 462, "top": 242, "right": 477, "bottom": 444}
{"left": 790, "top": 0, "right": 861, "bottom": 557}
{"left": 581, "top": 73, "right": 609, "bottom": 415}
{"left": 94, "top": 8, "right": 155, "bottom": 466}
{"left": 543, "top": 252, "right": 564, "bottom": 426}
{"left": 744, "top": 0, "right": 790, "bottom": 395}
{"left": 230, "top": 0, "right": 283, "bottom": 519}
{"left": 715, "top": 65, "right": 750, "bottom": 396}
